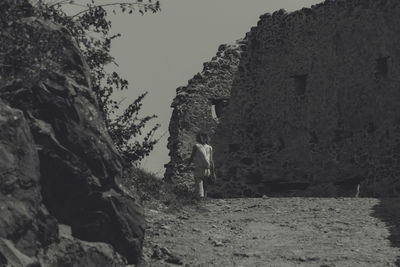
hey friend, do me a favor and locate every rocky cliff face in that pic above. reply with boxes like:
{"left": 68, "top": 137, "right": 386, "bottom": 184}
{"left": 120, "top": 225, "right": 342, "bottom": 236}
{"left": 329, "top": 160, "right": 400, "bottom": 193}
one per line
{"left": 167, "top": 0, "right": 400, "bottom": 197}
{"left": 0, "top": 100, "right": 58, "bottom": 259}
{"left": 0, "top": 1, "right": 144, "bottom": 265}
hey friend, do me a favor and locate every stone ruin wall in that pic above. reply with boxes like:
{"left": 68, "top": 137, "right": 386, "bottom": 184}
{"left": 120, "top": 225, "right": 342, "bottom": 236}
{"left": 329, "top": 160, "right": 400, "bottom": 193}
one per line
{"left": 165, "top": 39, "right": 247, "bottom": 187}
{"left": 167, "top": 0, "right": 400, "bottom": 197}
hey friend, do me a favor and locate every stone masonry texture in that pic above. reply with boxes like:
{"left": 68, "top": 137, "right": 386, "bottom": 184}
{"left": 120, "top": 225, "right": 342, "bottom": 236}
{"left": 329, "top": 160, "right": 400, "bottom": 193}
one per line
{"left": 167, "top": 0, "right": 400, "bottom": 197}
{"left": 165, "top": 40, "right": 247, "bottom": 188}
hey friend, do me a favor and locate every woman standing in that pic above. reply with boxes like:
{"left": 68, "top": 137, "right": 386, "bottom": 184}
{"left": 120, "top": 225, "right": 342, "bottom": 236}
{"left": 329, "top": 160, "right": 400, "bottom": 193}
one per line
{"left": 187, "top": 132, "right": 215, "bottom": 200}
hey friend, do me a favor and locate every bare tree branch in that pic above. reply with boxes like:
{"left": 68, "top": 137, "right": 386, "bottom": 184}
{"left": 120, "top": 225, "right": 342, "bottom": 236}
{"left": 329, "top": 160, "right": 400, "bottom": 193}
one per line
{"left": 48, "top": 0, "right": 70, "bottom": 7}
{"left": 71, "top": 2, "right": 159, "bottom": 18}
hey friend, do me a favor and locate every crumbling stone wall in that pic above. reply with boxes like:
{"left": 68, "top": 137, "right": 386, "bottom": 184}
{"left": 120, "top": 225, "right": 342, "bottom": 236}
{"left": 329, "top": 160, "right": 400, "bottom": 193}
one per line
{"left": 167, "top": 0, "right": 400, "bottom": 197}
{"left": 165, "top": 40, "right": 247, "bottom": 186}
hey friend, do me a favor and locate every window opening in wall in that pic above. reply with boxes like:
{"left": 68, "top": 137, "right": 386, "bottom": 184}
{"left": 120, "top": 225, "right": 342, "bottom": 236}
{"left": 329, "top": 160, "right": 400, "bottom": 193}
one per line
{"left": 375, "top": 56, "right": 389, "bottom": 78}
{"left": 210, "top": 98, "right": 229, "bottom": 120}
{"left": 292, "top": 74, "right": 308, "bottom": 96}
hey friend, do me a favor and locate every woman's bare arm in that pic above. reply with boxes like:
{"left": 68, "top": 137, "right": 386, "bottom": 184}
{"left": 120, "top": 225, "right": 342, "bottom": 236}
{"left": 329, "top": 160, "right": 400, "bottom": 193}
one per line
{"left": 210, "top": 147, "right": 215, "bottom": 173}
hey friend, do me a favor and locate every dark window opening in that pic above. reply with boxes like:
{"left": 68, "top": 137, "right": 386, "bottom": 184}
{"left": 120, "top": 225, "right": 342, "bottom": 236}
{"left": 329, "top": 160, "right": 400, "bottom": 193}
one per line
{"left": 366, "top": 122, "right": 376, "bottom": 133}
{"left": 229, "top": 143, "right": 240, "bottom": 153}
{"left": 210, "top": 98, "right": 229, "bottom": 120}
{"left": 375, "top": 56, "right": 389, "bottom": 77}
{"left": 292, "top": 74, "right": 308, "bottom": 96}
{"left": 277, "top": 137, "right": 285, "bottom": 152}
{"left": 241, "top": 157, "right": 254, "bottom": 165}
{"left": 309, "top": 131, "right": 319, "bottom": 144}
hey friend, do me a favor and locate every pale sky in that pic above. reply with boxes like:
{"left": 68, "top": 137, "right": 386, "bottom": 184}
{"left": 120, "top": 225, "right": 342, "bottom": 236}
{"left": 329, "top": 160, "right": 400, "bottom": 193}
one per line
{"left": 67, "top": 0, "right": 325, "bottom": 175}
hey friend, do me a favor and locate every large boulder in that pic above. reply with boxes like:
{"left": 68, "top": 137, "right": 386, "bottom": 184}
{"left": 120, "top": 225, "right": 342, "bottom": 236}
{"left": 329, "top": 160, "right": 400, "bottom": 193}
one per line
{"left": 1, "top": 1, "right": 145, "bottom": 264}
{"left": 0, "top": 238, "right": 39, "bottom": 267}
{"left": 0, "top": 100, "right": 58, "bottom": 258}
{"left": 0, "top": 95, "right": 133, "bottom": 267}
{"left": 38, "top": 237, "right": 127, "bottom": 267}
{"left": 38, "top": 225, "right": 126, "bottom": 267}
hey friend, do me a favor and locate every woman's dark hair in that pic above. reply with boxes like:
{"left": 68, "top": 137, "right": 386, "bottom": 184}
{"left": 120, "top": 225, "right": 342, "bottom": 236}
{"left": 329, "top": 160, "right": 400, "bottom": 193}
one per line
{"left": 196, "top": 132, "right": 209, "bottom": 144}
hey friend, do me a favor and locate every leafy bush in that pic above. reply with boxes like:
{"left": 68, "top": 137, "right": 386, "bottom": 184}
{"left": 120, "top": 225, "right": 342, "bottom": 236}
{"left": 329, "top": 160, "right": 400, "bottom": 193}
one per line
{"left": 127, "top": 167, "right": 164, "bottom": 201}
{"left": 1, "top": 0, "right": 161, "bottom": 165}
{"left": 120, "top": 166, "right": 196, "bottom": 211}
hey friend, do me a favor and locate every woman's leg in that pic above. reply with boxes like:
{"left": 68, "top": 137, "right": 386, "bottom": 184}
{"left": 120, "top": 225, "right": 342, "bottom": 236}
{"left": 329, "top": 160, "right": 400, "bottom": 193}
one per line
{"left": 194, "top": 177, "right": 204, "bottom": 198}
{"left": 203, "top": 169, "right": 210, "bottom": 198}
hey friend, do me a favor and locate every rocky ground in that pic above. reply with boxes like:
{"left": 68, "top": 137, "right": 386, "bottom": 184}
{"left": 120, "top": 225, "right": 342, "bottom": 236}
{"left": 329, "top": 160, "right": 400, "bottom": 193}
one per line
{"left": 140, "top": 197, "right": 400, "bottom": 267}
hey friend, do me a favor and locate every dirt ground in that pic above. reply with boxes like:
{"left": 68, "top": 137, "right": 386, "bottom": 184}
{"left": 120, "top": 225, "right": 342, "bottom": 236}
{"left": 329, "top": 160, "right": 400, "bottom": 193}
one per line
{"left": 140, "top": 198, "right": 400, "bottom": 267}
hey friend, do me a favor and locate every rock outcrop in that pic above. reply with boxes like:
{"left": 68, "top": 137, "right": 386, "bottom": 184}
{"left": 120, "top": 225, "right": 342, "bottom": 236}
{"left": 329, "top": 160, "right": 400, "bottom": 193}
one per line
{"left": 0, "top": 100, "right": 58, "bottom": 265}
{"left": 38, "top": 225, "right": 126, "bottom": 267}
{"left": 167, "top": 0, "right": 400, "bottom": 197}
{"left": 0, "top": 0, "right": 145, "bottom": 264}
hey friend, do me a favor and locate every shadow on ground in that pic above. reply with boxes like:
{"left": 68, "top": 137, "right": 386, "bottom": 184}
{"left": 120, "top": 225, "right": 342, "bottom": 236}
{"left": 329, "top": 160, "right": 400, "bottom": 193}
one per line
{"left": 372, "top": 198, "right": 400, "bottom": 266}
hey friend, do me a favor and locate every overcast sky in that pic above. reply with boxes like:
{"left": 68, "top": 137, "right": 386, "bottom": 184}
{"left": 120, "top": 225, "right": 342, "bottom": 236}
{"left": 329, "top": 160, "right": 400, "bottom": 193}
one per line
{"left": 77, "top": 0, "right": 324, "bottom": 175}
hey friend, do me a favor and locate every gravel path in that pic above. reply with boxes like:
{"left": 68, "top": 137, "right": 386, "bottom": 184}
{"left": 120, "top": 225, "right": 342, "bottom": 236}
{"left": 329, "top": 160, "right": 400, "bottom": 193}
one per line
{"left": 141, "top": 198, "right": 400, "bottom": 267}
